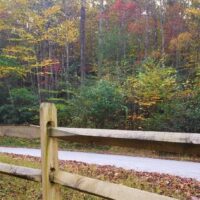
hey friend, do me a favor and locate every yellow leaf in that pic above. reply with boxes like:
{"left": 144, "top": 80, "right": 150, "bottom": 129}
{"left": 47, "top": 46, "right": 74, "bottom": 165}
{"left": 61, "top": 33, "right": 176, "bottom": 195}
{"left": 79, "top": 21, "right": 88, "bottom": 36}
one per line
{"left": 43, "top": 5, "right": 61, "bottom": 17}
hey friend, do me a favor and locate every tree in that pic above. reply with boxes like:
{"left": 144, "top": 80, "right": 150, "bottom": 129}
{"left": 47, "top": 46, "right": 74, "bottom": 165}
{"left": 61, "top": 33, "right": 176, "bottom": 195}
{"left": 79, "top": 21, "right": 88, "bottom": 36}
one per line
{"left": 124, "top": 59, "right": 177, "bottom": 129}
{"left": 97, "top": 0, "right": 104, "bottom": 78}
{"left": 0, "top": 0, "right": 200, "bottom": 132}
{"left": 80, "top": 0, "right": 86, "bottom": 84}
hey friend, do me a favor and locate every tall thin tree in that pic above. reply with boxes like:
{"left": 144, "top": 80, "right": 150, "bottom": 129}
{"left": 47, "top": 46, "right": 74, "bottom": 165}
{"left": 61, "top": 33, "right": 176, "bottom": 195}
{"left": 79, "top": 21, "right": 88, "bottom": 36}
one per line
{"left": 98, "top": 0, "right": 104, "bottom": 78}
{"left": 80, "top": 0, "right": 86, "bottom": 85}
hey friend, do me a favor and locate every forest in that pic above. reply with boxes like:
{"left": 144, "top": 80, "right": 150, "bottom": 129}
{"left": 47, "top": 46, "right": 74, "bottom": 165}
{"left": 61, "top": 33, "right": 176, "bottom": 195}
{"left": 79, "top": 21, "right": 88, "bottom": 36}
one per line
{"left": 0, "top": 0, "right": 199, "bottom": 132}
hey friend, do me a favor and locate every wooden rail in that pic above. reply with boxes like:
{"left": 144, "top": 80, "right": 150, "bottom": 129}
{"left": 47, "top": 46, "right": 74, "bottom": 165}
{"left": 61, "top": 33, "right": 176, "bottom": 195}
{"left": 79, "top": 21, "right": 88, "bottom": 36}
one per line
{"left": 53, "top": 170, "right": 173, "bottom": 200}
{"left": 0, "top": 125, "right": 39, "bottom": 138}
{"left": 1, "top": 124, "right": 200, "bottom": 154}
{"left": 0, "top": 162, "right": 41, "bottom": 182}
{"left": 0, "top": 103, "right": 200, "bottom": 199}
{"left": 0, "top": 163, "right": 173, "bottom": 200}
{"left": 49, "top": 127, "right": 200, "bottom": 154}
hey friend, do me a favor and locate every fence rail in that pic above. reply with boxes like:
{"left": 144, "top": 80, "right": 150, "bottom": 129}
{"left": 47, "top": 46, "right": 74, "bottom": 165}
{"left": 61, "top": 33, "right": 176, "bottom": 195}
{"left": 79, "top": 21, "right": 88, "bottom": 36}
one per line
{"left": 0, "top": 103, "right": 200, "bottom": 199}
{"left": 50, "top": 127, "right": 200, "bottom": 154}
{"left": 0, "top": 125, "right": 39, "bottom": 138}
{"left": 50, "top": 127, "right": 200, "bottom": 144}
{"left": 53, "top": 170, "right": 173, "bottom": 200}
{"left": 0, "top": 162, "right": 41, "bottom": 182}
{"left": 0, "top": 163, "right": 173, "bottom": 200}
{"left": 1, "top": 125, "right": 200, "bottom": 154}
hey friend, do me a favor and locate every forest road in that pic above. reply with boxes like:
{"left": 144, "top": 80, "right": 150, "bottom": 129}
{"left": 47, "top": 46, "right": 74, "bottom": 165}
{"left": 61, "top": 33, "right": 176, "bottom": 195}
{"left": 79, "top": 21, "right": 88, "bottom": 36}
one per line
{"left": 0, "top": 147, "right": 200, "bottom": 182}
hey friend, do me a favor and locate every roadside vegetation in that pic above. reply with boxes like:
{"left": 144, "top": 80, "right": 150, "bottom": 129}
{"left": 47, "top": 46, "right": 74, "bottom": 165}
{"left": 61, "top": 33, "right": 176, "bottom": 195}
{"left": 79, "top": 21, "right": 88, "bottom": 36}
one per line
{"left": 0, "top": 0, "right": 200, "bottom": 133}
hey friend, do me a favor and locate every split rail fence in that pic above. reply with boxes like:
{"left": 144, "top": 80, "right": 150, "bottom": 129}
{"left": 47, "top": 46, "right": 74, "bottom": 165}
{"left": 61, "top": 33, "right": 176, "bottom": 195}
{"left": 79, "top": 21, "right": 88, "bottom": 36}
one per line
{"left": 0, "top": 103, "right": 200, "bottom": 200}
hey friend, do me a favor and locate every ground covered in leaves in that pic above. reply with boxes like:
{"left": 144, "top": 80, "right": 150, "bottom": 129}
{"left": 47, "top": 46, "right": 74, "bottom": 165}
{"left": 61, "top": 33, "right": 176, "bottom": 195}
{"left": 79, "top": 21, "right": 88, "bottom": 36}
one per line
{"left": 0, "top": 153, "right": 199, "bottom": 200}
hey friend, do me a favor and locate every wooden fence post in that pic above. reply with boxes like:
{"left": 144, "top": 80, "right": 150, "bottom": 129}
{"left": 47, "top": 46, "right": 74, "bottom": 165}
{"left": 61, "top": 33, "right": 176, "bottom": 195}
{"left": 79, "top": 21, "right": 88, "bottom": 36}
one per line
{"left": 40, "top": 103, "right": 61, "bottom": 200}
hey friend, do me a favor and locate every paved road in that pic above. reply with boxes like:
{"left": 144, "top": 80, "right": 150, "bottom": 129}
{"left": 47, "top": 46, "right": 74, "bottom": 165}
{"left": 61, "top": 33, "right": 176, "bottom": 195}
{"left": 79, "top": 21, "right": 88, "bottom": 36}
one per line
{"left": 0, "top": 147, "right": 200, "bottom": 181}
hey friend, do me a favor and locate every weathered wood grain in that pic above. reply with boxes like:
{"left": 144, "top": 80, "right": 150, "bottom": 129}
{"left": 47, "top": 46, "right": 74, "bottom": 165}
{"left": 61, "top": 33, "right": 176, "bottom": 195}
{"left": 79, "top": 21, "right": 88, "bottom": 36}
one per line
{"left": 0, "top": 163, "right": 176, "bottom": 200}
{"left": 49, "top": 128, "right": 200, "bottom": 154}
{"left": 0, "top": 162, "right": 41, "bottom": 182}
{"left": 40, "top": 103, "right": 61, "bottom": 200}
{"left": 0, "top": 125, "right": 39, "bottom": 138}
{"left": 53, "top": 170, "right": 175, "bottom": 200}
{"left": 50, "top": 128, "right": 200, "bottom": 144}
{"left": 1, "top": 125, "right": 199, "bottom": 154}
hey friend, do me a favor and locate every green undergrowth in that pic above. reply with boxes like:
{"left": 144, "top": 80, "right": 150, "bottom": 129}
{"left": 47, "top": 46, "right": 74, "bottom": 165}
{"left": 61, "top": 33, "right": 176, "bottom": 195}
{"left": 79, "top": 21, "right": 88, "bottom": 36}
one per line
{"left": 0, "top": 153, "right": 200, "bottom": 200}
{"left": 0, "top": 136, "right": 200, "bottom": 162}
{"left": 0, "top": 137, "right": 40, "bottom": 148}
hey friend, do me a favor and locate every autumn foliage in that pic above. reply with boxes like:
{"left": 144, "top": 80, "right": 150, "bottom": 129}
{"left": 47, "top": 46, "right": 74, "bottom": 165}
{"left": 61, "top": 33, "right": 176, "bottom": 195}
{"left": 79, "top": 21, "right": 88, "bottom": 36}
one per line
{"left": 0, "top": 0, "right": 200, "bottom": 132}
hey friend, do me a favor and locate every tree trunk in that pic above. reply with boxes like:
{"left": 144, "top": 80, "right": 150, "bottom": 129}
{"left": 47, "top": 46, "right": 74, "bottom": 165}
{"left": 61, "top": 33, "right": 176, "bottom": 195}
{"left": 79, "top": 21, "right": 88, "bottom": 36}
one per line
{"left": 159, "top": 0, "right": 165, "bottom": 57}
{"left": 98, "top": 0, "right": 104, "bottom": 78}
{"left": 144, "top": 7, "right": 149, "bottom": 58}
{"left": 80, "top": 0, "right": 86, "bottom": 85}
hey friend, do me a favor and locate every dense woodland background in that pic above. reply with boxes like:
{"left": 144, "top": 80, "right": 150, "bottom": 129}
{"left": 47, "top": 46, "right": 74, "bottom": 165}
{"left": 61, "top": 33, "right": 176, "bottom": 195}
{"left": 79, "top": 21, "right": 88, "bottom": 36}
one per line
{"left": 0, "top": 0, "right": 199, "bottom": 132}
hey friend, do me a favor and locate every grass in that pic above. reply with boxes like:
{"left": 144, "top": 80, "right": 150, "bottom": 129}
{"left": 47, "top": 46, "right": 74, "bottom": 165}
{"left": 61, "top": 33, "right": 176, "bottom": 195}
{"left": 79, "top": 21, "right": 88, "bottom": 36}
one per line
{"left": 0, "top": 136, "right": 200, "bottom": 162}
{"left": 0, "top": 153, "right": 101, "bottom": 200}
{"left": 0, "top": 153, "right": 200, "bottom": 200}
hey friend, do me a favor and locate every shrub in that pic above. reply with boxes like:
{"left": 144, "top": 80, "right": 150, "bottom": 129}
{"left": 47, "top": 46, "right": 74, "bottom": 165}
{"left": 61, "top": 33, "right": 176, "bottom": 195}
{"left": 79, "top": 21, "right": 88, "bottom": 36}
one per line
{"left": 69, "top": 80, "right": 127, "bottom": 128}
{"left": 0, "top": 88, "right": 39, "bottom": 124}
